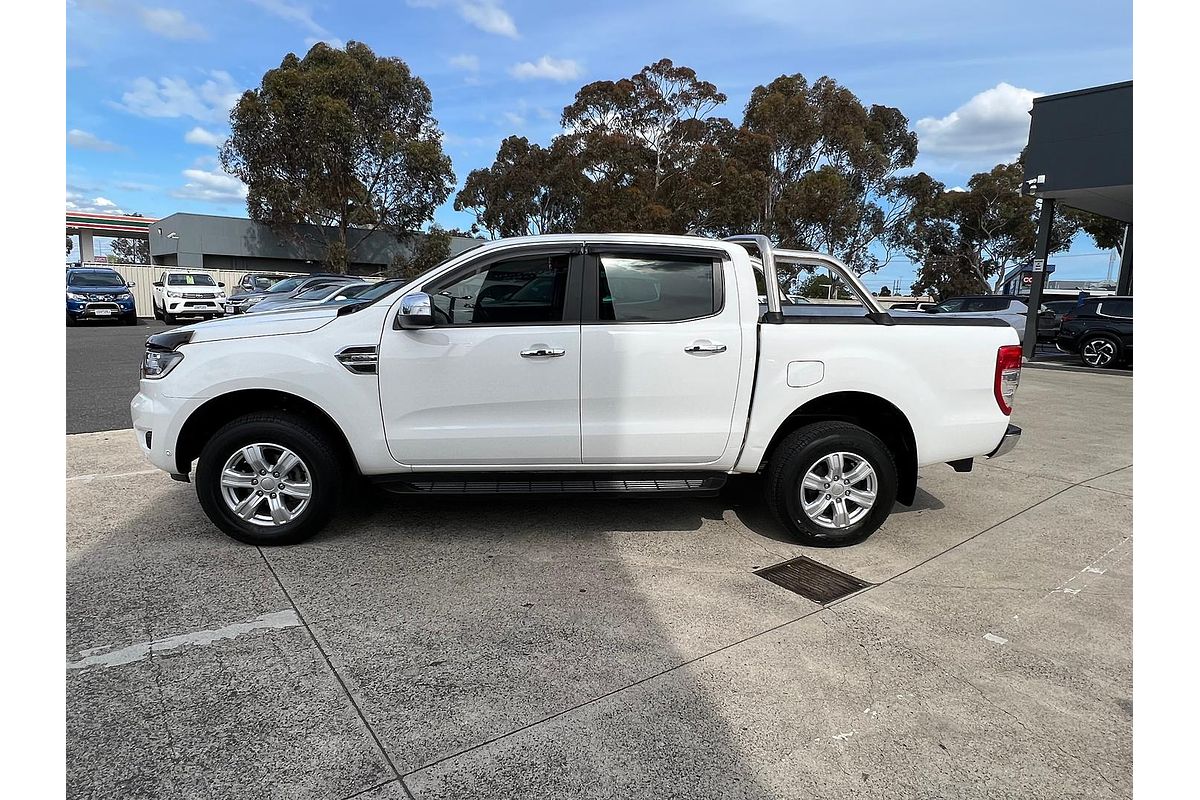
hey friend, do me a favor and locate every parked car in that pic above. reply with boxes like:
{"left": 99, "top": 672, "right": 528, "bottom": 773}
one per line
{"left": 1038, "top": 299, "right": 1082, "bottom": 341}
{"left": 915, "top": 295, "right": 1055, "bottom": 344}
{"left": 66, "top": 267, "right": 137, "bottom": 326}
{"left": 151, "top": 271, "right": 228, "bottom": 324}
{"left": 886, "top": 301, "right": 934, "bottom": 312}
{"left": 232, "top": 273, "right": 291, "bottom": 294}
{"left": 224, "top": 273, "right": 355, "bottom": 314}
{"left": 133, "top": 233, "right": 1023, "bottom": 547}
{"left": 1055, "top": 296, "right": 1133, "bottom": 368}
{"left": 246, "top": 280, "right": 371, "bottom": 314}
{"left": 252, "top": 279, "right": 407, "bottom": 315}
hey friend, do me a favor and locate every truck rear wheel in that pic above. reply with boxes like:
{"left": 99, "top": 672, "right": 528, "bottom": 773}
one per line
{"left": 765, "top": 422, "right": 898, "bottom": 547}
{"left": 195, "top": 412, "right": 342, "bottom": 545}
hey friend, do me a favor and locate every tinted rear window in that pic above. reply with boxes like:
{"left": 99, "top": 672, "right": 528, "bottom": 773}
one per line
{"left": 1100, "top": 299, "right": 1132, "bottom": 317}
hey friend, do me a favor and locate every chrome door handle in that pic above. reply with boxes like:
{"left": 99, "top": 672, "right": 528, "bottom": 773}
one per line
{"left": 684, "top": 342, "right": 727, "bottom": 353}
{"left": 520, "top": 348, "right": 566, "bottom": 358}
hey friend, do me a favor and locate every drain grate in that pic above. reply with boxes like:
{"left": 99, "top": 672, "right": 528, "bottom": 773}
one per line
{"left": 754, "top": 556, "right": 871, "bottom": 604}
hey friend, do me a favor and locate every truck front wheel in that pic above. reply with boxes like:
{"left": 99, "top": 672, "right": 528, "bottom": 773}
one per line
{"left": 765, "top": 422, "right": 898, "bottom": 547}
{"left": 195, "top": 412, "right": 342, "bottom": 545}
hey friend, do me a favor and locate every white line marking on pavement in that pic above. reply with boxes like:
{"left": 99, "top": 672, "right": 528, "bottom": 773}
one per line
{"left": 983, "top": 633, "right": 1008, "bottom": 645}
{"left": 66, "top": 610, "right": 301, "bottom": 670}
{"left": 67, "top": 469, "right": 161, "bottom": 483}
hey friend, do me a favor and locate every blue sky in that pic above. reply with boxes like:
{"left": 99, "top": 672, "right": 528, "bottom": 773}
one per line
{"left": 66, "top": 0, "right": 1131, "bottom": 289}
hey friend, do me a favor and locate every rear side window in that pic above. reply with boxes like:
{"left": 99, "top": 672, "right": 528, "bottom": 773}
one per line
{"left": 597, "top": 254, "right": 715, "bottom": 322}
{"left": 1100, "top": 299, "right": 1132, "bottom": 318}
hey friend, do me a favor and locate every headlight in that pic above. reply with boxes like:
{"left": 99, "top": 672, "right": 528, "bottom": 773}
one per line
{"left": 142, "top": 349, "right": 184, "bottom": 379}
{"left": 116, "top": 292, "right": 132, "bottom": 300}
{"left": 217, "top": 291, "right": 226, "bottom": 299}
{"left": 166, "top": 290, "right": 182, "bottom": 298}
{"left": 67, "top": 292, "right": 87, "bottom": 301}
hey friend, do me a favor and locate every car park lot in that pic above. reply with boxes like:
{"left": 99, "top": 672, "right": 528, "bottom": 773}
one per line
{"left": 66, "top": 351, "right": 1132, "bottom": 799}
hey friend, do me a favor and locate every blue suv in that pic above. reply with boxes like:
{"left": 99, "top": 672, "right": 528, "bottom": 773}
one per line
{"left": 66, "top": 267, "right": 138, "bottom": 326}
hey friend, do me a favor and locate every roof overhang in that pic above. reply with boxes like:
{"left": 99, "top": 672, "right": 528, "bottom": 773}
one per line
{"left": 66, "top": 212, "right": 158, "bottom": 238}
{"left": 1023, "top": 81, "right": 1132, "bottom": 222}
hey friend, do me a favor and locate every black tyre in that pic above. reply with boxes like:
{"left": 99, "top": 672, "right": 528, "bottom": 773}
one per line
{"left": 163, "top": 310, "right": 176, "bottom": 325}
{"left": 123, "top": 313, "right": 138, "bottom": 326}
{"left": 66, "top": 312, "right": 77, "bottom": 327}
{"left": 764, "top": 421, "right": 898, "bottom": 547}
{"left": 1080, "top": 334, "right": 1120, "bottom": 368}
{"left": 195, "top": 412, "right": 343, "bottom": 545}
{"left": 153, "top": 302, "right": 163, "bottom": 321}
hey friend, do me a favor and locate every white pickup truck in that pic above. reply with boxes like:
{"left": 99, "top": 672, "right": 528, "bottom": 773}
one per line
{"left": 131, "top": 234, "right": 1023, "bottom": 547}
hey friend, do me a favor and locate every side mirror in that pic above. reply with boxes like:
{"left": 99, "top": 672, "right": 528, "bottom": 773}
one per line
{"left": 396, "top": 292, "right": 434, "bottom": 329}
{"left": 218, "top": 281, "right": 226, "bottom": 288}
{"left": 126, "top": 281, "right": 136, "bottom": 288}
{"left": 153, "top": 281, "right": 163, "bottom": 287}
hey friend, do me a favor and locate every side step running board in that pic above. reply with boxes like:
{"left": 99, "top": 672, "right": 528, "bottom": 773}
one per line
{"left": 373, "top": 472, "right": 727, "bottom": 497}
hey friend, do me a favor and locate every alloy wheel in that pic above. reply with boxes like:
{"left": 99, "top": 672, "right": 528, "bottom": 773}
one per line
{"left": 798, "top": 451, "right": 878, "bottom": 530}
{"left": 1082, "top": 338, "right": 1116, "bottom": 367}
{"left": 219, "top": 443, "right": 312, "bottom": 527}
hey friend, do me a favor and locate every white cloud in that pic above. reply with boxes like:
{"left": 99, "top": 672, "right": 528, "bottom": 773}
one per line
{"left": 502, "top": 110, "right": 525, "bottom": 127}
{"left": 459, "top": 1, "right": 517, "bottom": 37}
{"left": 509, "top": 56, "right": 581, "bottom": 82}
{"left": 115, "top": 71, "right": 241, "bottom": 123}
{"left": 408, "top": 1, "right": 518, "bottom": 38}
{"left": 248, "top": 0, "right": 328, "bottom": 35}
{"left": 916, "top": 82, "right": 1042, "bottom": 166}
{"left": 138, "top": 7, "right": 207, "bottom": 40}
{"left": 173, "top": 166, "right": 248, "bottom": 203}
{"left": 66, "top": 189, "right": 125, "bottom": 215}
{"left": 304, "top": 36, "right": 345, "bottom": 49}
{"left": 184, "top": 126, "right": 225, "bottom": 147}
{"left": 449, "top": 53, "right": 480, "bottom": 72}
{"left": 67, "top": 129, "right": 123, "bottom": 152}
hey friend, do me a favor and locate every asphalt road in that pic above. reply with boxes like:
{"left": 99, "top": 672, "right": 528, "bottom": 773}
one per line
{"left": 65, "top": 318, "right": 181, "bottom": 434}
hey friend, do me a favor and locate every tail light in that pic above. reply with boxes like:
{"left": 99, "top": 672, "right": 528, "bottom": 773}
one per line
{"left": 994, "top": 345, "right": 1023, "bottom": 415}
{"left": 1060, "top": 311, "right": 1076, "bottom": 323}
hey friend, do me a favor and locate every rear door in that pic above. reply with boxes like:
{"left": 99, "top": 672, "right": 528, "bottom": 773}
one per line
{"left": 579, "top": 247, "right": 743, "bottom": 465}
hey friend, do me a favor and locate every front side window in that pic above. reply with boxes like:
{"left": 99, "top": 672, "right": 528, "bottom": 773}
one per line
{"left": 934, "top": 298, "right": 967, "bottom": 313}
{"left": 597, "top": 254, "right": 715, "bottom": 322}
{"left": 431, "top": 254, "right": 570, "bottom": 325}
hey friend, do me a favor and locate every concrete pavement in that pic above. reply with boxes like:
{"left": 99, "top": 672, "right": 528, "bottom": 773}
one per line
{"left": 66, "top": 368, "right": 1132, "bottom": 799}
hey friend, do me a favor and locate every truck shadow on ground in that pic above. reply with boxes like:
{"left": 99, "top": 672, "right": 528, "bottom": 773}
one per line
{"left": 69, "top": 472, "right": 829, "bottom": 799}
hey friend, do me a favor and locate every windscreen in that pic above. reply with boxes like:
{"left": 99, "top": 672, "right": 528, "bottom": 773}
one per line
{"left": 68, "top": 272, "right": 125, "bottom": 288}
{"left": 166, "top": 273, "right": 216, "bottom": 286}
{"left": 266, "top": 277, "right": 306, "bottom": 293}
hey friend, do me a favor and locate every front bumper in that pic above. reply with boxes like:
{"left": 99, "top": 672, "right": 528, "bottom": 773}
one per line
{"left": 164, "top": 297, "right": 226, "bottom": 316}
{"left": 131, "top": 384, "right": 195, "bottom": 476}
{"left": 986, "top": 424, "right": 1022, "bottom": 459}
{"left": 67, "top": 299, "right": 135, "bottom": 318}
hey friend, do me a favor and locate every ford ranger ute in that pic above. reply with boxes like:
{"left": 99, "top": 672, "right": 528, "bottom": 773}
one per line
{"left": 131, "top": 234, "right": 1022, "bottom": 546}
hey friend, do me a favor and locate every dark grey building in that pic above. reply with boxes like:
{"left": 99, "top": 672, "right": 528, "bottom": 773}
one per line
{"left": 1024, "top": 81, "right": 1132, "bottom": 224}
{"left": 148, "top": 213, "right": 481, "bottom": 275}
{"left": 1020, "top": 80, "right": 1132, "bottom": 355}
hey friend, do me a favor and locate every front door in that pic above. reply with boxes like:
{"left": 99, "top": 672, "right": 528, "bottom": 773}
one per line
{"left": 378, "top": 248, "right": 583, "bottom": 467}
{"left": 579, "top": 248, "right": 743, "bottom": 464}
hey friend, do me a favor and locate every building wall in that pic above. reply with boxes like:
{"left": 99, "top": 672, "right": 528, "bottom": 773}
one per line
{"left": 148, "top": 212, "right": 480, "bottom": 274}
